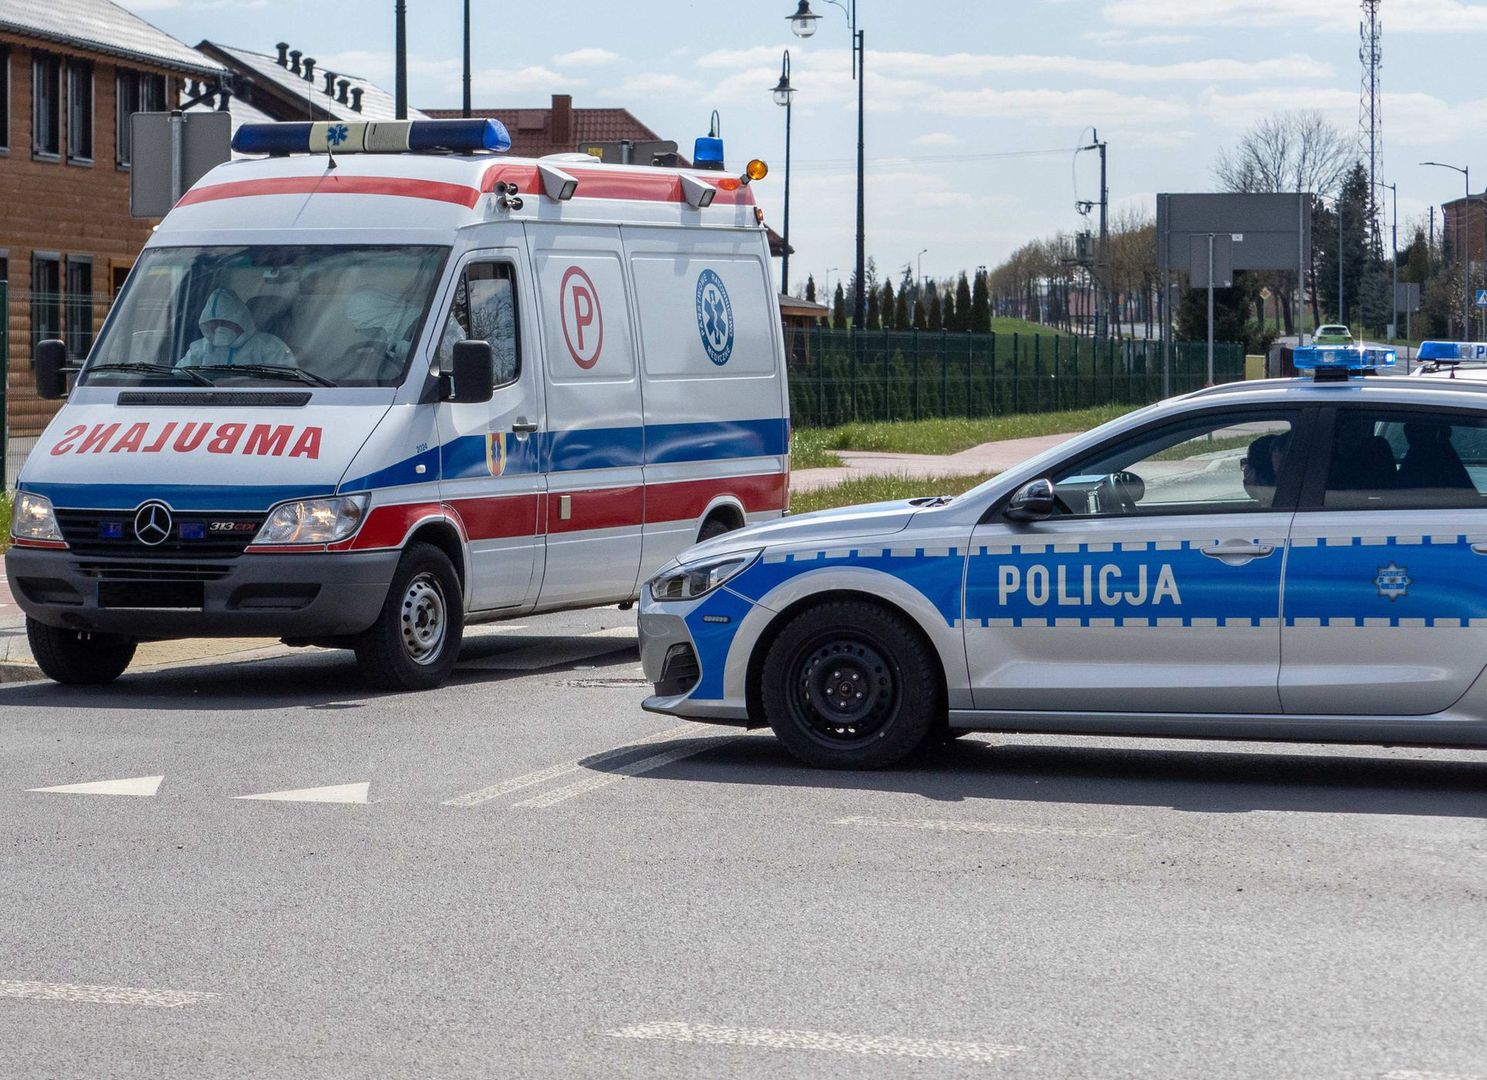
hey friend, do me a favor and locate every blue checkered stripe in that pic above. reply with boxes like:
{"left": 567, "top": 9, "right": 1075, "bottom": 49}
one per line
{"left": 1284, "top": 532, "right": 1487, "bottom": 629}
{"left": 964, "top": 538, "right": 1282, "bottom": 629}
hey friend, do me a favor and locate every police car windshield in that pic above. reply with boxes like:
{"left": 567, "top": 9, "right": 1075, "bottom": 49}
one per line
{"left": 81, "top": 244, "right": 448, "bottom": 388}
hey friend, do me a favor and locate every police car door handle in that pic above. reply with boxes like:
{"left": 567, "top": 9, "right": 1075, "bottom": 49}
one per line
{"left": 512, "top": 419, "right": 538, "bottom": 434}
{"left": 1199, "top": 540, "right": 1275, "bottom": 563}
{"left": 1472, "top": 544, "right": 1487, "bottom": 556}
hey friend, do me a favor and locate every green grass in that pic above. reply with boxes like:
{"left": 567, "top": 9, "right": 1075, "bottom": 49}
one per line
{"left": 988, "top": 317, "right": 1068, "bottom": 338}
{"left": 801, "top": 405, "right": 1139, "bottom": 459}
{"left": 789, "top": 427, "right": 843, "bottom": 469}
{"left": 789, "top": 472, "right": 999, "bottom": 515}
{"left": 0, "top": 490, "right": 10, "bottom": 553}
{"left": 1149, "top": 433, "right": 1254, "bottom": 461}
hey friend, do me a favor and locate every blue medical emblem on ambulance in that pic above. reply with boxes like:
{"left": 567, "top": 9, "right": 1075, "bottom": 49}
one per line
{"left": 695, "top": 269, "right": 734, "bottom": 365}
{"left": 1375, "top": 561, "right": 1411, "bottom": 601}
{"left": 326, "top": 124, "right": 350, "bottom": 147}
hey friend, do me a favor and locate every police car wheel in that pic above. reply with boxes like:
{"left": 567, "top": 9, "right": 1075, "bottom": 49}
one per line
{"left": 26, "top": 618, "right": 136, "bottom": 685}
{"left": 761, "top": 601, "right": 940, "bottom": 769}
{"left": 354, "top": 542, "right": 464, "bottom": 691}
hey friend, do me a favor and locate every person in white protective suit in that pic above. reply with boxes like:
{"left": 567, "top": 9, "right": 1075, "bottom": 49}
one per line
{"left": 178, "top": 288, "right": 294, "bottom": 367}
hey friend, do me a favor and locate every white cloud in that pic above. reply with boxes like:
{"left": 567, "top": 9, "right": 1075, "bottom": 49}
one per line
{"left": 598, "top": 73, "right": 704, "bottom": 101}
{"left": 1101, "top": 0, "right": 1487, "bottom": 32}
{"left": 1082, "top": 30, "right": 1196, "bottom": 46}
{"left": 926, "top": 86, "right": 1190, "bottom": 128}
{"left": 913, "top": 132, "right": 961, "bottom": 147}
{"left": 554, "top": 47, "right": 620, "bottom": 66}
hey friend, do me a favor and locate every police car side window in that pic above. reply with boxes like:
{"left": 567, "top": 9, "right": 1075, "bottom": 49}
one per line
{"left": 1322, "top": 409, "right": 1487, "bottom": 510}
{"left": 437, "top": 262, "right": 520, "bottom": 388}
{"left": 1049, "top": 413, "right": 1298, "bottom": 517}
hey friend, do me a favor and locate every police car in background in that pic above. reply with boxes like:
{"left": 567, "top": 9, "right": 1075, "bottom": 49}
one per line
{"left": 641, "top": 342, "right": 1487, "bottom": 768}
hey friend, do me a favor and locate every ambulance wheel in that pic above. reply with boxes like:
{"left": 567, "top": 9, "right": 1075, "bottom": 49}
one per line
{"left": 27, "top": 619, "right": 136, "bottom": 685}
{"left": 354, "top": 543, "right": 463, "bottom": 691}
{"left": 698, "top": 516, "right": 736, "bottom": 542}
{"left": 760, "top": 600, "right": 940, "bottom": 769}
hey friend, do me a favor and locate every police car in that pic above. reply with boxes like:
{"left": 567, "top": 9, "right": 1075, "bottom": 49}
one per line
{"left": 640, "top": 343, "right": 1487, "bottom": 768}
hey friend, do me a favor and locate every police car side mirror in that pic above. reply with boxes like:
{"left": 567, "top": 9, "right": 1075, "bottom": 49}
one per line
{"left": 448, "top": 340, "right": 495, "bottom": 404}
{"left": 1005, "top": 478, "right": 1055, "bottom": 522}
{"left": 34, "top": 339, "right": 69, "bottom": 401}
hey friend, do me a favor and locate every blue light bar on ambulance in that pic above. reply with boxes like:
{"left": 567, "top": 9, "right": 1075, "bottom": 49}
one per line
{"left": 1418, "top": 341, "right": 1487, "bottom": 363}
{"left": 1293, "top": 344, "right": 1398, "bottom": 373}
{"left": 231, "top": 118, "right": 512, "bottom": 156}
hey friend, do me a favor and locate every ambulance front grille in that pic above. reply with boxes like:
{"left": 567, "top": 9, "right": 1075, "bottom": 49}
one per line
{"left": 55, "top": 509, "right": 265, "bottom": 559}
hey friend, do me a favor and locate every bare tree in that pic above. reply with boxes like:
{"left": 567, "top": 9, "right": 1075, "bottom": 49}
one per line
{"left": 1214, "top": 109, "right": 1353, "bottom": 198}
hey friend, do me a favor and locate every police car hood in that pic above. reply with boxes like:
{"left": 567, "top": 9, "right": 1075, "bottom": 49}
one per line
{"left": 20, "top": 397, "right": 390, "bottom": 512}
{"left": 682, "top": 500, "right": 921, "bottom": 561}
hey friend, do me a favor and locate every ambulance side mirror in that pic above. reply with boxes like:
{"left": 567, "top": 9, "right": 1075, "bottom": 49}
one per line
{"left": 34, "top": 339, "right": 69, "bottom": 401}
{"left": 448, "top": 340, "right": 495, "bottom": 404}
{"left": 1005, "top": 478, "right": 1055, "bottom": 522}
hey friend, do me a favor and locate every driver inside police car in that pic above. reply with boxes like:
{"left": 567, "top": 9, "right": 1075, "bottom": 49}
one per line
{"left": 1240, "top": 432, "right": 1289, "bottom": 506}
{"left": 179, "top": 287, "right": 295, "bottom": 368}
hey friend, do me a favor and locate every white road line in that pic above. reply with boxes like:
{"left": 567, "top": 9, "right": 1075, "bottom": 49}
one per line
{"left": 233, "top": 782, "right": 369, "bottom": 804}
{"left": 442, "top": 724, "right": 697, "bottom": 808}
{"left": 835, "top": 815, "right": 1141, "bottom": 840}
{"left": 0, "top": 980, "right": 217, "bottom": 1008}
{"left": 1382, "top": 1071, "right": 1487, "bottom": 1080}
{"left": 513, "top": 738, "right": 738, "bottom": 809}
{"left": 607, "top": 1021, "right": 1025, "bottom": 1064}
{"left": 27, "top": 775, "right": 163, "bottom": 797}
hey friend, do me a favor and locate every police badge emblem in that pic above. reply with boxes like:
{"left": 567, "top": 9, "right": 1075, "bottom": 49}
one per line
{"left": 1374, "top": 562, "right": 1410, "bottom": 601}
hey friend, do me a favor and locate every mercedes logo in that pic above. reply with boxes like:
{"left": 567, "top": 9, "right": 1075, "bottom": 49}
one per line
{"left": 133, "top": 501, "right": 174, "bottom": 546}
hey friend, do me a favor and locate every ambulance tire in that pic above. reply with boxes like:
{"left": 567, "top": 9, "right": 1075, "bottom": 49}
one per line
{"left": 697, "top": 516, "right": 735, "bottom": 543}
{"left": 354, "top": 543, "right": 464, "bottom": 691}
{"left": 761, "top": 600, "right": 940, "bottom": 770}
{"left": 27, "top": 619, "right": 136, "bottom": 685}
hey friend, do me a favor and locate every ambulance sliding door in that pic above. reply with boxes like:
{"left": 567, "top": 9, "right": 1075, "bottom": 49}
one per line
{"left": 527, "top": 224, "right": 645, "bottom": 606}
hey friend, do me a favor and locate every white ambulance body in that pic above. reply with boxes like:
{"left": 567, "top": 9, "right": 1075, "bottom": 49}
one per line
{"left": 7, "top": 119, "right": 789, "bottom": 690}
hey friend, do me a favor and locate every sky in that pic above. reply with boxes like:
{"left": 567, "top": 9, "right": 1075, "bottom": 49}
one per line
{"left": 120, "top": 0, "right": 1485, "bottom": 294}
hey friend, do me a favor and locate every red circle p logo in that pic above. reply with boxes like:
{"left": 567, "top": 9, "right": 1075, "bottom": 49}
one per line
{"left": 559, "top": 266, "right": 604, "bottom": 369}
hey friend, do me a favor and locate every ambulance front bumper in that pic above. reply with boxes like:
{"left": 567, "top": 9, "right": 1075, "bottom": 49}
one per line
{"left": 5, "top": 547, "right": 400, "bottom": 638}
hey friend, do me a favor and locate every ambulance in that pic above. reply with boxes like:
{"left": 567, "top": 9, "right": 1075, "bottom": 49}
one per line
{"left": 7, "top": 119, "right": 790, "bottom": 690}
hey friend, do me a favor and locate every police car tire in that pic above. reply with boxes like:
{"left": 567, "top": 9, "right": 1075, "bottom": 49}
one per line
{"left": 354, "top": 542, "right": 464, "bottom": 691}
{"left": 761, "top": 600, "right": 939, "bottom": 770}
{"left": 27, "top": 619, "right": 136, "bottom": 685}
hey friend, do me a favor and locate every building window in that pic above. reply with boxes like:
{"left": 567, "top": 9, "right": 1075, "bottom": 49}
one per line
{"left": 116, "top": 69, "right": 166, "bottom": 166}
{"left": 67, "top": 59, "right": 93, "bottom": 163}
{"left": 31, "top": 254, "right": 62, "bottom": 354}
{"left": 1, "top": 47, "right": 10, "bottom": 152}
{"left": 32, "top": 53, "right": 61, "bottom": 158}
{"left": 65, "top": 259, "right": 95, "bottom": 360}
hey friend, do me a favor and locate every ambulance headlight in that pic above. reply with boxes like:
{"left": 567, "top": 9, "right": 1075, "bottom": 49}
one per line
{"left": 649, "top": 550, "right": 760, "bottom": 602}
{"left": 12, "top": 492, "right": 63, "bottom": 542}
{"left": 255, "top": 495, "right": 369, "bottom": 545}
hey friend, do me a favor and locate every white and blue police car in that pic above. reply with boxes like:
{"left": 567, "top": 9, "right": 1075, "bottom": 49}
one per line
{"left": 640, "top": 342, "right": 1487, "bottom": 768}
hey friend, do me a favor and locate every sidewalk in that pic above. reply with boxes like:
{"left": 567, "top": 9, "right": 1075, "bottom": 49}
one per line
{"left": 791, "top": 431, "right": 1077, "bottom": 492}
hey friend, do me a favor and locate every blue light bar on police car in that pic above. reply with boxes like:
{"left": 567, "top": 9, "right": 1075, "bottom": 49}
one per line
{"left": 231, "top": 118, "right": 512, "bottom": 156}
{"left": 1418, "top": 341, "right": 1487, "bottom": 363}
{"left": 1293, "top": 344, "right": 1398, "bottom": 373}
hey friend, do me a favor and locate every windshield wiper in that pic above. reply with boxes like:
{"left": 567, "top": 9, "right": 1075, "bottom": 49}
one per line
{"left": 192, "top": 364, "right": 337, "bottom": 387}
{"left": 85, "top": 362, "right": 212, "bottom": 386}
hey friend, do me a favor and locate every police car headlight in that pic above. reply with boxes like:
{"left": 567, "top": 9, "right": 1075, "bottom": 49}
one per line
{"left": 649, "top": 550, "right": 760, "bottom": 602}
{"left": 255, "top": 495, "right": 369, "bottom": 545}
{"left": 12, "top": 492, "right": 63, "bottom": 542}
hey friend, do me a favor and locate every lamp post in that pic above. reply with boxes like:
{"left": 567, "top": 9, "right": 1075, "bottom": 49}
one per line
{"left": 788, "top": 0, "right": 865, "bottom": 331}
{"left": 1422, "top": 161, "right": 1472, "bottom": 337}
{"left": 393, "top": 0, "right": 407, "bottom": 120}
{"left": 917, "top": 248, "right": 928, "bottom": 294}
{"left": 1375, "top": 180, "right": 1398, "bottom": 340}
{"left": 771, "top": 51, "right": 795, "bottom": 297}
{"left": 462, "top": 0, "right": 471, "bottom": 118}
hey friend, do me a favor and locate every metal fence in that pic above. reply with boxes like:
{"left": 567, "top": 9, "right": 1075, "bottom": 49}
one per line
{"left": 785, "top": 327, "right": 1246, "bottom": 428}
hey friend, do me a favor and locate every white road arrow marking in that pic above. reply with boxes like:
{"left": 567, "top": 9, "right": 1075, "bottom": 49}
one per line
{"left": 233, "top": 782, "right": 369, "bottom": 804}
{"left": 0, "top": 980, "right": 216, "bottom": 1008}
{"left": 27, "top": 775, "right": 163, "bottom": 797}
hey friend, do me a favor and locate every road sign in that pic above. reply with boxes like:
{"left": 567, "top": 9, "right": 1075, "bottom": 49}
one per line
{"left": 1189, "top": 234, "right": 1233, "bottom": 288}
{"left": 130, "top": 111, "right": 231, "bottom": 218}
{"left": 1476, "top": 289, "right": 1487, "bottom": 308}
{"left": 1397, "top": 283, "right": 1422, "bottom": 313}
{"left": 1260, "top": 287, "right": 1273, "bottom": 301}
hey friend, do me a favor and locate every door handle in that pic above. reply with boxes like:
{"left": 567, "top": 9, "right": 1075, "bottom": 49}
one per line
{"left": 1199, "top": 541, "right": 1275, "bottom": 562}
{"left": 512, "top": 420, "right": 539, "bottom": 434}
{"left": 1472, "top": 544, "right": 1487, "bottom": 556}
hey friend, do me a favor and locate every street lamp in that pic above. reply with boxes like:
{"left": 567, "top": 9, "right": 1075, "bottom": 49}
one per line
{"left": 462, "top": 0, "right": 472, "bottom": 118}
{"left": 771, "top": 51, "right": 795, "bottom": 297}
{"left": 917, "top": 248, "right": 928, "bottom": 294}
{"left": 1422, "top": 160, "right": 1472, "bottom": 337}
{"left": 788, "top": 0, "right": 865, "bottom": 330}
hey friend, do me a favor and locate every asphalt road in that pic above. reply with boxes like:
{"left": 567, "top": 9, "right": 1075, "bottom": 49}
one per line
{"left": 2, "top": 607, "right": 1486, "bottom": 1080}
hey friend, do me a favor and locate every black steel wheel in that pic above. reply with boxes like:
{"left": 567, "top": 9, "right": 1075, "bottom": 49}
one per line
{"left": 354, "top": 542, "right": 464, "bottom": 691}
{"left": 760, "top": 600, "right": 941, "bottom": 769}
{"left": 27, "top": 619, "right": 135, "bottom": 685}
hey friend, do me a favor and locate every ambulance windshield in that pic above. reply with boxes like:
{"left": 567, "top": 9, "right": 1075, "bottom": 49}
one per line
{"left": 82, "top": 244, "right": 448, "bottom": 388}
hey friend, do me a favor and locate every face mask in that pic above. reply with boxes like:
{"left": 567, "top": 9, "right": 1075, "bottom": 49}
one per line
{"left": 209, "top": 327, "right": 238, "bottom": 348}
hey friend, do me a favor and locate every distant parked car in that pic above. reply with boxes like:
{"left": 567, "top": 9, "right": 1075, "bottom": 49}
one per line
{"left": 1314, "top": 324, "right": 1354, "bottom": 345}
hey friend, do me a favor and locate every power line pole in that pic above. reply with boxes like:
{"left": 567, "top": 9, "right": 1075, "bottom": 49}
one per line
{"left": 1360, "top": 0, "right": 1384, "bottom": 251}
